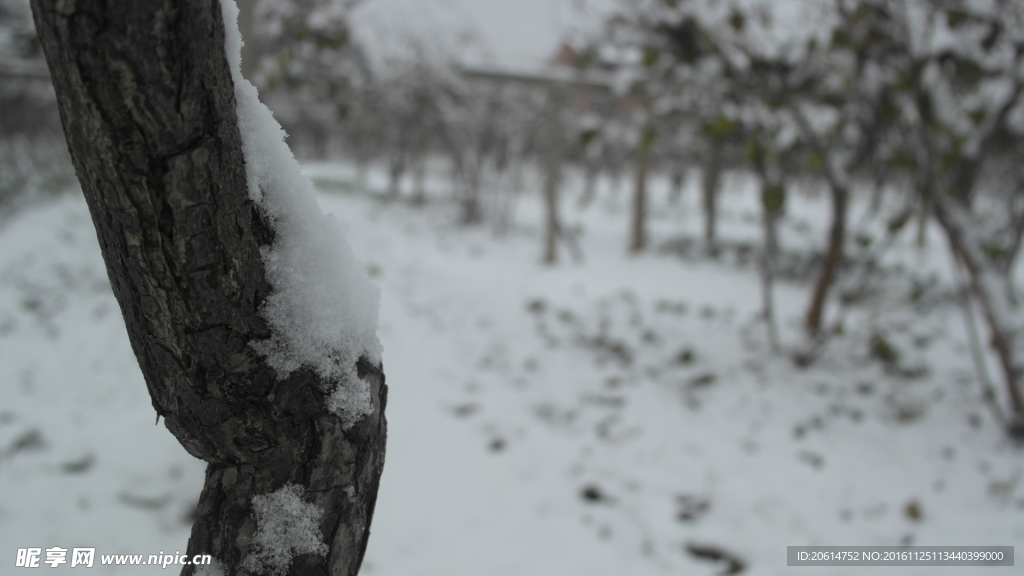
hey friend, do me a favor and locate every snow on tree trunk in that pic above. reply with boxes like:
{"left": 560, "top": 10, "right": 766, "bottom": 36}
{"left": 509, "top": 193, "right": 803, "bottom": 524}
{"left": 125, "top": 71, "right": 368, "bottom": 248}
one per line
{"left": 30, "top": 0, "right": 388, "bottom": 573}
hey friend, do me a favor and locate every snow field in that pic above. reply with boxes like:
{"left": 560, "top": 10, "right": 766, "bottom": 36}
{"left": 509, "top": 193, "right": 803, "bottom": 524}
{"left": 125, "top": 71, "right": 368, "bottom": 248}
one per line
{"left": 0, "top": 164, "right": 1021, "bottom": 574}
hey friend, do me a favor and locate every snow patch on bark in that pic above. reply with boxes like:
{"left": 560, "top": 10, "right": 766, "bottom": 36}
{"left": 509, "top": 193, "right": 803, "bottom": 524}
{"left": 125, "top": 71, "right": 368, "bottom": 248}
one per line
{"left": 241, "top": 484, "right": 329, "bottom": 575}
{"left": 219, "top": 0, "right": 382, "bottom": 428}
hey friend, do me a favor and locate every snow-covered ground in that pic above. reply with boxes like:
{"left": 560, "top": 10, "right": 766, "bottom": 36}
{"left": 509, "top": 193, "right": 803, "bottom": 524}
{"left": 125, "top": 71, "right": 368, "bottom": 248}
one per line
{"left": 1, "top": 163, "right": 1022, "bottom": 575}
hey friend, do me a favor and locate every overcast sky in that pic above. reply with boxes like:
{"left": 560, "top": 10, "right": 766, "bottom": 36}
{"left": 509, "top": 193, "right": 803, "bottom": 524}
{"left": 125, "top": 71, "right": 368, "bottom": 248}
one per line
{"left": 351, "top": 0, "right": 615, "bottom": 68}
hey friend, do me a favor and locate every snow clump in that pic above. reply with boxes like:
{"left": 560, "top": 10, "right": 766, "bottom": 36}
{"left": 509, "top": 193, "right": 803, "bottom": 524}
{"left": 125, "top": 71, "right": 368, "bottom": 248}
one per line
{"left": 219, "top": 0, "right": 382, "bottom": 428}
{"left": 240, "top": 483, "right": 329, "bottom": 575}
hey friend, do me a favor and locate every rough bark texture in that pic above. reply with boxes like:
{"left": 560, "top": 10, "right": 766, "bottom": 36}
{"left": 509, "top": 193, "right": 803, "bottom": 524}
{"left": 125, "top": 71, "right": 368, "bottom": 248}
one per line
{"left": 30, "top": 1, "right": 387, "bottom": 574}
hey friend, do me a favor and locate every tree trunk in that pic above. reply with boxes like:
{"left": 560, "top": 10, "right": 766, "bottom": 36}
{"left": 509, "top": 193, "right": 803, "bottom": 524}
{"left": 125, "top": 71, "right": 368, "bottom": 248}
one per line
{"left": 578, "top": 157, "right": 600, "bottom": 209}
{"left": 411, "top": 155, "right": 427, "bottom": 206}
{"left": 702, "top": 142, "right": 722, "bottom": 251}
{"left": 542, "top": 157, "right": 561, "bottom": 265}
{"left": 760, "top": 180, "right": 782, "bottom": 352}
{"left": 629, "top": 127, "right": 652, "bottom": 253}
{"left": 386, "top": 151, "right": 405, "bottom": 199}
{"left": 915, "top": 187, "right": 930, "bottom": 248}
{"left": 31, "top": 1, "right": 387, "bottom": 574}
{"left": 805, "top": 181, "right": 848, "bottom": 336}
{"left": 541, "top": 91, "right": 565, "bottom": 264}
{"left": 668, "top": 164, "right": 685, "bottom": 206}
{"left": 934, "top": 196, "right": 1024, "bottom": 436}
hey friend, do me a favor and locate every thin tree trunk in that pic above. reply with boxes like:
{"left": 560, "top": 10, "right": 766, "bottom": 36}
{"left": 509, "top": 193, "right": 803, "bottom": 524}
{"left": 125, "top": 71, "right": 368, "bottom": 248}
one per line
{"left": 578, "top": 158, "right": 599, "bottom": 209}
{"left": 386, "top": 152, "right": 405, "bottom": 199}
{"left": 868, "top": 173, "right": 885, "bottom": 216}
{"left": 542, "top": 162, "right": 561, "bottom": 264}
{"left": 805, "top": 182, "right": 848, "bottom": 336}
{"left": 541, "top": 91, "right": 565, "bottom": 264}
{"left": 411, "top": 154, "right": 427, "bottom": 206}
{"left": 668, "top": 164, "right": 685, "bottom": 206}
{"left": 916, "top": 187, "right": 929, "bottom": 248}
{"left": 459, "top": 157, "right": 484, "bottom": 225}
{"left": 949, "top": 247, "right": 1006, "bottom": 428}
{"left": 629, "top": 126, "right": 653, "bottom": 254}
{"left": 934, "top": 196, "right": 1024, "bottom": 435}
{"left": 702, "top": 142, "right": 722, "bottom": 251}
{"left": 31, "top": 2, "right": 387, "bottom": 574}
{"left": 760, "top": 182, "right": 782, "bottom": 351}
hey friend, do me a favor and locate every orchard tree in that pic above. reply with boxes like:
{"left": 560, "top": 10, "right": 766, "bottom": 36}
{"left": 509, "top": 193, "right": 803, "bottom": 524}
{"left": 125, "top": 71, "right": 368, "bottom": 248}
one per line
{"left": 30, "top": 0, "right": 387, "bottom": 574}
{"left": 884, "top": 0, "right": 1024, "bottom": 435}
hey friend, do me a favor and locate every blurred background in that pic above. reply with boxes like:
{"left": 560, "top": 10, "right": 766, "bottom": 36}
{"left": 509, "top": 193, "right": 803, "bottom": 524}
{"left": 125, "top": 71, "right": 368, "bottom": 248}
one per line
{"left": 1, "top": 0, "right": 1023, "bottom": 574}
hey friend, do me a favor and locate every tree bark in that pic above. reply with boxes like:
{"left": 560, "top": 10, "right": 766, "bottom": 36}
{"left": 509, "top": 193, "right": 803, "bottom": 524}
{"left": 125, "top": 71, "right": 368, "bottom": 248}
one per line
{"left": 30, "top": 1, "right": 387, "bottom": 574}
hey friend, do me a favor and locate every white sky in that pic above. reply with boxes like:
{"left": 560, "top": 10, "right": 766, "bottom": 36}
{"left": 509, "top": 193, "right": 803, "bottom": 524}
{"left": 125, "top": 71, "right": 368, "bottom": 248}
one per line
{"left": 351, "top": 0, "right": 615, "bottom": 67}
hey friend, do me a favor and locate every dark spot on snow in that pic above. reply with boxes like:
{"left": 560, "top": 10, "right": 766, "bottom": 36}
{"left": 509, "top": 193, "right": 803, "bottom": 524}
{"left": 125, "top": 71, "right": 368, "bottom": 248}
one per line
{"left": 904, "top": 499, "right": 923, "bottom": 522}
{"left": 118, "top": 491, "right": 171, "bottom": 510}
{"left": 674, "top": 347, "right": 696, "bottom": 365}
{"left": 581, "top": 394, "right": 625, "bottom": 408}
{"left": 21, "top": 297, "right": 42, "bottom": 312}
{"left": 684, "top": 541, "right": 746, "bottom": 574}
{"left": 675, "top": 494, "right": 710, "bottom": 522}
{"left": 687, "top": 373, "right": 717, "bottom": 389}
{"left": 856, "top": 382, "right": 875, "bottom": 395}
{"left": 4, "top": 428, "right": 46, "bottom": 457}
{"left": 889, "top": 401, "right": 925, "bottom": 424}
{"left": 61, "top": 454, "right": 95, "bottom": 474}
{"left": 798, "top": 451, "right": 824, "bottom": 469}
{"left": 488, "top": 438, "right": 506, "bottom": 453}
{"left": 452, "top": 403, "right": 479, "bottom": 417}
{"left": 526, "top": 299, "right": 547, "bottom": 314}
{"left": 580, "top": 484, "right": 614, "bottom": 504}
